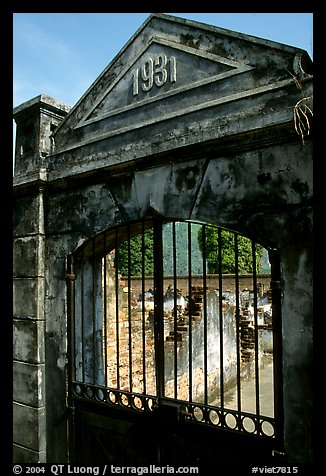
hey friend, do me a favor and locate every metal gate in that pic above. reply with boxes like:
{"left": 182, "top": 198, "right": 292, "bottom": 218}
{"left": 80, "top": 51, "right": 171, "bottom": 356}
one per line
{"left": 66, "top": 219, "right": 284, "bottom": 465}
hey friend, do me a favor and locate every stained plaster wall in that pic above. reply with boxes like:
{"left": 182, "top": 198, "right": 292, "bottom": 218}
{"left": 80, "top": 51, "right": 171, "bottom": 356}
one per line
{"left": 13, "top": 132, "right": 313, "bottom": 463}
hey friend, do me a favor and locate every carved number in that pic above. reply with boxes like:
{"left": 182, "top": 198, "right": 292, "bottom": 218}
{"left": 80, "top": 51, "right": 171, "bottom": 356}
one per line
{"left": 132, "top": 54, "right": 176, "bottom": 96}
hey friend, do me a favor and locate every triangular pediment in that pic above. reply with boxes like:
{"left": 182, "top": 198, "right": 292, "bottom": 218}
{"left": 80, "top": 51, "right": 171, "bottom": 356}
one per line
{"left": 80, "top": 37, "right": 252, "bottom": 127}
{"left": 52, "top": 13, "right": 312, "bottom": 156}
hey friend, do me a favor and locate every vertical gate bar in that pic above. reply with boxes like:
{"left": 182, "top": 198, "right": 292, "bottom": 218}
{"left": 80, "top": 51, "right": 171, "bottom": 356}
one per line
{"left": 103, "top": 233, "right": 108, "bottom": 387}
{"left": 202, "top": 225, "right": 208, "bottom": 405}
{"left": 217, "top": 228, "right": 224, "bottom": 409}
{"left": 115, "top": 227, "right": 120, "bottom": 389}
{"left": 252, "top": 241, "right": 261, "bottom": 425}
{"left": 141, "top": 221, "right": 146, "bottom": 395}
{"left": 269, "top": 249, "right": 284, "bottom": 448}
{"left": 92, "top": 237, "right": 97, "bottom": 386}
{"left": 173, "top": 221, "right": 178, "bottom": 399}
{"left": 153, "top": 219, "right": 165, "bottom": 399}
{"left": 188, "top": 222, "right": 193, "bottom": 403}
{"left": 81, "top": 247, "right": 85, "bottom": 384}
{"left": 234, "top": 233, "right": 242, "bottom": 415}
{"left": 127, "top": 223, "right": 133, "bottom": 392}
{"left": 66, "top": 254, "right": 76, "bottom": 463}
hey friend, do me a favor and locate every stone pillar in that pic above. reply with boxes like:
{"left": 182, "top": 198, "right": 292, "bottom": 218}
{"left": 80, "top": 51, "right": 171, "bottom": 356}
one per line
{"left": 13, "top": 178, "right": 46, "bottom": 462}
{"left": 13, "top": 94, "right": 70, "bottom": 177}
{"left": 13, "top": 96, "right": 70, "bottom": 463}
{"left": 281, "top": 238, "right": 313, "bottom": 463}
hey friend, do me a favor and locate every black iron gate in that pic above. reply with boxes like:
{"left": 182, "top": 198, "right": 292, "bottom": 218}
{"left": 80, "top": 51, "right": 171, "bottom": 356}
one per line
{"left": 66, "top": 219, "right": 284, "bottom": 465}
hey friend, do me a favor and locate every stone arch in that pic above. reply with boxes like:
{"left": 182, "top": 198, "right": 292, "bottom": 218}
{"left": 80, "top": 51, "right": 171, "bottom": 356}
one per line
{"left": 51, "top": 137, "right": 311, "bottom": 255}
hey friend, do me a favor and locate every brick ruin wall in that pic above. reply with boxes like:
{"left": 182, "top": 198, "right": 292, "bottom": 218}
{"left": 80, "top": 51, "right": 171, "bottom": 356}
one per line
{"left": 104, "top": 256, "right": 272, "bottom": 403}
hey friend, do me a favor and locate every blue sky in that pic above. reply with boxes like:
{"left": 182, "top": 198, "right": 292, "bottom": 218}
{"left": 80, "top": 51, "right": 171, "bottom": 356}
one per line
{"left": 13, "top": 13, "right": 313, "bottom": 109}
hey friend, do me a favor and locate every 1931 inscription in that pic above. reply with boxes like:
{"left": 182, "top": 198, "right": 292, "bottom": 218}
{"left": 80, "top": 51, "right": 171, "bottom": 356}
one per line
{"left": 132, "top": 54, "right": 176, "bottom": 96}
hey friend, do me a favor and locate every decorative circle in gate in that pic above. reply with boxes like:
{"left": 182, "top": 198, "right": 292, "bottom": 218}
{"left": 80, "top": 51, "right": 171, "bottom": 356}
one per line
{"left": 242, "top": 416, "right": 256, "bottom": 434}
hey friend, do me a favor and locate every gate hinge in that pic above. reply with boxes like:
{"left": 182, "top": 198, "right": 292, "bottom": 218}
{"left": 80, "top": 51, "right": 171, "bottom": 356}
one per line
{"left": 66, "top": 404, "right": 75, "bottom": 414}
{"left": 270, "top": 280, "right": 282, "bottom": 291}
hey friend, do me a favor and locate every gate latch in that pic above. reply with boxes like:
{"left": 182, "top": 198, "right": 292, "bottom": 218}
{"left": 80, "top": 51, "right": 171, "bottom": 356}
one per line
{"left": 153, "top": 401, "right": 193, "bottom": 422}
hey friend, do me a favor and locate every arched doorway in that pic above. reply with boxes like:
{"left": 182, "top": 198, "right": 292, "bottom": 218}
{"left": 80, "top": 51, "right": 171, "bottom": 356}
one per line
{"left": 67, "top": 218, "right": 283, "bottom": 464}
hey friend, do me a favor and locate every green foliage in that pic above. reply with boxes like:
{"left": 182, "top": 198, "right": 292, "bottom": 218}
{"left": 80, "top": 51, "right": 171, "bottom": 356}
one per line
{"left": 163, "top": 222, "right": 203, "bottom": 275}
{"left": 115, "top": 222, "right": 265, "bottom": 277}
{"left": 116, "top": 223, "right": 203, "bottom": 277}
{"left": 197, "top": 226, "right": 263, "bottom": 274}
{"left": 115, "top": 228, "right": 154, "bottom": 276}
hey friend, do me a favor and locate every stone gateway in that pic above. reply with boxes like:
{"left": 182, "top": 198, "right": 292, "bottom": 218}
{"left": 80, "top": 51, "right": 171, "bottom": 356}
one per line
{"left": 13, "top": 14, "right": 313, "bottom": 465}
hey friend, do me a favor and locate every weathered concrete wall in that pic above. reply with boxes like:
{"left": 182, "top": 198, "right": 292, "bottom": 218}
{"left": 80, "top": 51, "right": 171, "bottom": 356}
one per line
{"left": 13, "top": 13, "right": 313, "bottom": 464}
{"left": 281, "top": 238, "right": 313, "bottom": 463}
{"left": 13, "top": 99, "right": 71, "bottom": 463}
{"left": 13, "top": 185, "right": 47, "bottom": 463}
{"left": 14, "top": 139, "right": 313, "bottom": 462}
